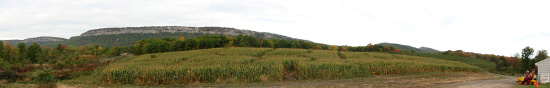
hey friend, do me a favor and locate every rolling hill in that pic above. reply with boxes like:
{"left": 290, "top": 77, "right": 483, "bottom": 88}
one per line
{"left": 377, "top": 43, "right": 440, "bottom": 53}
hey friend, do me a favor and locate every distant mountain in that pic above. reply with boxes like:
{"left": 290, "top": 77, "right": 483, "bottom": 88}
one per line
{"left": 418, "top": 47, "right": 440, "bottom": 53}
{"left": 80, "top": 26, "right": 300, "bottom": 40}
{"left": 3, "top": 26, "right": 307, "bottom": 47}
{"left": 377, "top": 43, "right": 440, "bottom": 53}
{"left": 2, "top": 36, "right": 67, "bottom": 46}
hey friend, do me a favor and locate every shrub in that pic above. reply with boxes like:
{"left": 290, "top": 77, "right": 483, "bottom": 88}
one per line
{"left": 55, "top": 60, "right": 66, "bottom": 68}
{"left": 283, "top": 60, "right": 299, "bottom": 71}
{"left": 283, "top": 60, "right": 300, "bottom": 80}
{"left": 31, "top": 67, "right": 56, "bottom": 88}
{"left": 0, "top": 58, "right": 11, "bottom": 70}
{"left": 337, "top": 52, "right": 347, "bottom": 59}
{"left": 309, "top": 57, "right": 318, "bottom": 61}
{"left": 0, "top": 68, "right": 21, "bottom": 83}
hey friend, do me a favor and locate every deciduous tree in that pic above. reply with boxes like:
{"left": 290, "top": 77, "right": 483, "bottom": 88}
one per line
{"left": 330, "top": 45, "right": 338, "bottom": 51}
{"left": 534, "top": 50, "right": 548, "bottom": 62}
{"left": 521, "top": 46, "right": 534, "bottom": 72}
{"left": 179, "top": 37, "right": 185, "bottom": 41}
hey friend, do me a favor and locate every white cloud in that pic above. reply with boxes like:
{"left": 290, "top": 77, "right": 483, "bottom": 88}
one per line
{"left": 1, "top": 0, "right": 549, "bottom": 56}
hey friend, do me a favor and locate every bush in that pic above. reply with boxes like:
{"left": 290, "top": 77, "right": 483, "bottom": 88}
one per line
{"left": 337, "top": 52, "right": 347, "bottom": 59}
{"left": 283, "top": 60, "right": 300, "bottom": 80}
{"left": 306, "top": 50, "right": 313, "bottom": 53}
{"left": 0, "top": 68, "right": 21, "bottom": 83}
{"left": 309, "top": 57, "right": 318, "bottom": 61}
{"left": 150, "top": 55, "right": 157, "bottom": 58}
{"left": 55, "top": 60, "right": 66, "bottom": 68}
{"left": 31, "top": 67, "right": 56, "bottom": 88}
{"left": 0, "top": 62, "right": 11, "bottom": 70}
{"left": 283, "top": 60, "right": 299, "bottom": 71}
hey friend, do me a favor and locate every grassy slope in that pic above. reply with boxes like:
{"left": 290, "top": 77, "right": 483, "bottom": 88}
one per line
{"left": 91, "top": 47, "right": 487, "bottom": 85}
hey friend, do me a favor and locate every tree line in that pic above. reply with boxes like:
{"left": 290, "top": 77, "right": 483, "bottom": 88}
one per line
{"left": 129, "top": 34, "right": 404, "bottom": 55}
{"left": 436, "top": 46, "right": 548, "bottom": 74}
{"left": 0, "top": 34, "right": 408, "bottom": 69}
{"left": 0, "top": 41, "right": 128, "bottom": 70}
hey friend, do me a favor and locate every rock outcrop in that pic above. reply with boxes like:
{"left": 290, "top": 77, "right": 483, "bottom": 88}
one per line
{"left": 80, "top": 26, "right": 300, "bottom": 40}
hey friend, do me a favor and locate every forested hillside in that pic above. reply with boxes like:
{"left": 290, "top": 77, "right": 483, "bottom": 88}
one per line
{"left": 39, "top": 33, "right": 215, "bottom": 47}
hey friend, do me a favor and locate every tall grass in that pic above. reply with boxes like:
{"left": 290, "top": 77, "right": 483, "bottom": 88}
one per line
{"left": 93, "top": 47, "right": 481, "bottom": 85}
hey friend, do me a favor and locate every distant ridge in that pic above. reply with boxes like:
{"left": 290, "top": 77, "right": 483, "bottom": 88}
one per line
{"left": 79, "top": 26, "right": 304, "bottom": 41}
{"left": 2, "top": 36, "right": 67, "bottom": 45}
{"left": 1, "top": 26, "right": 440, "bottom": 53}
{"left": 2, "top": 26, "right": 310, "bottom": 47}
{"left": 377, "top": 43, "right": 440, "bottom": 53}
{"left": 419, "top": 47, "right": 440, "bottom": 53}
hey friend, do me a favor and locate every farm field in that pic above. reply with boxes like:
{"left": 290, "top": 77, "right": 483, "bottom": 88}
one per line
{"left": 8, "top": 72, "right": 545, "bottom": 88}
{"left": 91, "top": 47, "right": 483, "bottom": 85}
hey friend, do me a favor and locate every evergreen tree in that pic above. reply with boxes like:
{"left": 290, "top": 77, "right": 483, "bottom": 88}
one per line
{"left": 0, "top": 41, "right": 4, "bottom": 59}
{"left": 56, "top": 44, "right": 63, "bottom": 52}
{"left": 17, "top": 43, "right": 27, "bottom": 64}
{"left": 28, "top": 43, "right": 42, "bottom": 64}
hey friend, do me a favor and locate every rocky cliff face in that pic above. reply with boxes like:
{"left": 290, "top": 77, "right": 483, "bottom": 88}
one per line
{"left": 80, "top": 26, "right": 299, "bottom": 40}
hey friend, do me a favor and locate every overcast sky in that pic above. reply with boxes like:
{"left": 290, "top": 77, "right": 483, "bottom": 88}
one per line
{"left": 1, "top": 0, "right": 549, "bottom": 56}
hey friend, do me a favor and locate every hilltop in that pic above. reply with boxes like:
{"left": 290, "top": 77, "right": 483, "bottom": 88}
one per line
{"left": 377, "top": 43, "right": 440, "bottom": 53}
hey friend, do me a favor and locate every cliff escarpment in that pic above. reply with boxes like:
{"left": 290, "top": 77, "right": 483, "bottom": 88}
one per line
{"left": 80, "top": 26, "right": 298, "bottom": 40}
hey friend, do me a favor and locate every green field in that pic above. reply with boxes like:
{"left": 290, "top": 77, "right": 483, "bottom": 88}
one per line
{"left": 93, "top": 47, "right": 482, "bottom": 85}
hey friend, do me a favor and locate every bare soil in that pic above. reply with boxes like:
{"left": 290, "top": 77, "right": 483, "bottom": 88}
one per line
{"left": 182, "top": 72, "right": 516, "bottom": 88}
{"left": 441, "top": 74, "right": 517, "bottom": 88}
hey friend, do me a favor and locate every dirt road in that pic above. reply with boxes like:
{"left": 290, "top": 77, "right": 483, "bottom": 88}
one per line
{"left": 183, "top": 72, "right": 518, "bottom": 88}
{"left": 442, "top": 74, "right": 517, "bottom": 88}
{"left": 7, "top": 72, "right": 519, "bottom": 88}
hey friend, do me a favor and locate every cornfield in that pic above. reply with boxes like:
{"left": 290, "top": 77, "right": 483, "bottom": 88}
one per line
{"left": 93, "top": 47, "right": 480, "bottom": 85}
